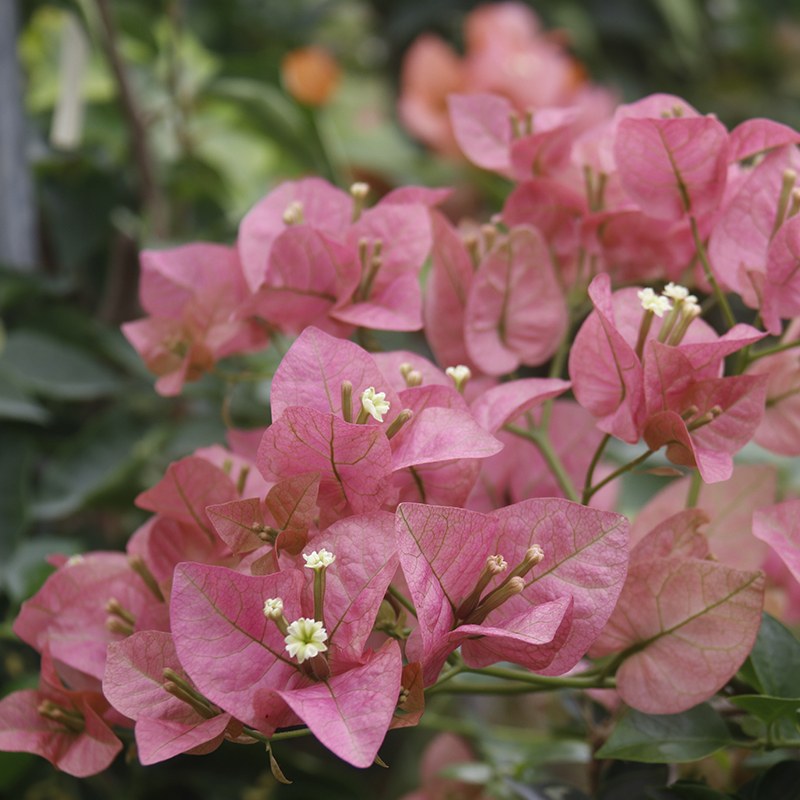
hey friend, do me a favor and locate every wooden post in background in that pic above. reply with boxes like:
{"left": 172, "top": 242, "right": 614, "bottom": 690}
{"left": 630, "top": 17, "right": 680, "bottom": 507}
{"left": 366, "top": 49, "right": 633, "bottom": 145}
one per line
{"left": 0, "top": 0, "right": 38, "bottom": 271}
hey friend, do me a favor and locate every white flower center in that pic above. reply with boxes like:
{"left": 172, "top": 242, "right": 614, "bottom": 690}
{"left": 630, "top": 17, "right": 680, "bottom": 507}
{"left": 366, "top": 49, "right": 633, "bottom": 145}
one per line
{"left": 638, "top": 287, "right": 672, "bottom": 317}
{"left": 284, "top": 618, "right": 328, "bottom": 663}
{"left": 303, "top": 549, "right": 335, "bottom": 570}
{"left": 360, "top": 387, "right": 390, "bottom": 422}
{"left": 662, "top": 282, "right": 691, "bottom": 301}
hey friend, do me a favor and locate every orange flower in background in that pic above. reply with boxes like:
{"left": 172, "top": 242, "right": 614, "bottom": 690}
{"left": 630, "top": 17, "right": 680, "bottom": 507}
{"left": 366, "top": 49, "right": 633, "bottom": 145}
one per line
{"left": 281, "top": 45, "right": 341, "bottom": 106}
{"left": 399, "top": 1, "right": 612, "bottom": 156}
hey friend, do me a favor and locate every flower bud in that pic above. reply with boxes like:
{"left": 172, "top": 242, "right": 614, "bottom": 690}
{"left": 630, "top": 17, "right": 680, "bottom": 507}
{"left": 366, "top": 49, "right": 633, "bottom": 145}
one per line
{"left": 282, "top": 200, "right": 304, "bottom": 225}
{"left": 462, "top": 577, "right": 525, "bottom": 625}
{"left": 446, "top": 364, "right": 472, "bottom": 393}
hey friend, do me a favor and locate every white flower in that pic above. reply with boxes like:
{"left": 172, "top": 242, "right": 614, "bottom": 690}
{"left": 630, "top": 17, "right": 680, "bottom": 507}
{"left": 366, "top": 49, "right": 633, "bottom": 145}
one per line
{"left": 638, "top": 287, "right": 672, "bottom": 317}
{"left": 263, "top": 597, "right": 284, "bottom": 619}
{"left": 303, "top": 549, "right": 335, "bottom": 570}
{"left": 360, "top": 387, "right": 390, "bottom": 422}
{"left": 65, "top": 554, "right": 85, "bottom": 567}
{"left": 282, "top": 200, "right": 304, "bottom": 225}
{"left": 284, "top": 618, "right": 328, "bottom": 663}
{"left": 446, "top": 365, "right": 472, "bottom": 384}
{"left": 662, "top": 282, "right": 690, "bottom": 301}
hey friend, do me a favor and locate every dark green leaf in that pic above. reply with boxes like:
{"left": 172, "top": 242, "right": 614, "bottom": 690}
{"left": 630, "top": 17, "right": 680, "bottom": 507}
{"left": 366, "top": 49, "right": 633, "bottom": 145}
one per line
{"left": 729, "top": 695, "right": 800, "bottom": 725}
{"left": 505, "top": 780, "right": 591, "bottom": 800}
{"left": 0, "top": 330, "right": 121, "bottom": 400}
{"left": 0, "top": 426, "right": 35, "bottom": 556}
{"left": 738, "top": 760, "right": 800, "bottom": 800}
{"left": 598, "top": 761, "right": 668, "bottom": 800}
{"left": 596, "top": 705, "right": 732, "bottom": 763}
{"left": 0, "top": 537, "right": 80, "bottom": 602}
{"left": 647, "top": 781, "right": 735, "bottom": 799}
{"left": 32, "top": 411, "right": 148, "bottom": 519}
{"left": 747, "top": 613, "right": 800, "bottom": 699}
{"left": 0, "top": 373, "right": 50, "bottom": 424}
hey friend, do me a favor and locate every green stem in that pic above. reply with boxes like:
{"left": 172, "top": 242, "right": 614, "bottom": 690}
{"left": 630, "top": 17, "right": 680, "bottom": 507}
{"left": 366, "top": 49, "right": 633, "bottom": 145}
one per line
{"left": 425, "top": 662, "right": 467, "bottom": 695}
{"left": 242, "top": 726, "right": 312, "bottom": 743}
{"left": 686, "top": 469, "right": 702, "bottom": 508}
{"left": 745, "top": 338, "right": 800, "bottom": 363}
{"left": 463, "top": 665, "right": 616, "bottom": 690}
{"left": 690, "top": 216, "right": 736, "bottom": 329}
{"left": 387, "top": 584, "right": 416, "bottom": 618}
{"left": 583, "top": 433, "right": 611, "bottom": 502}
{"left": 505, "top": 424, "right": 580, "bottom": 503}
{"left": 583, "top": 449, "right": 655, "bottom": 504}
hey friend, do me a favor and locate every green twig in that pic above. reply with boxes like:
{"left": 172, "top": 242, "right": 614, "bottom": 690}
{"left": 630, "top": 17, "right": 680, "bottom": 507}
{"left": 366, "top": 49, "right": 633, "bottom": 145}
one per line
{"left": 690, "top": 216, "right": 736, "bottom": 329}
{"left": 583, "top": 433, "right": 611, "bottom": 502}
{"left": 463, "top": 664, "right": 616, "bottom": 690}
{"left": 505, "top": 424, "right": 580, "bottom": 503}
{"left": 686, "top": 469, "right": 702, "bottom": 508}
{"left": 583, "top": 449, "right": 655, "bottom": 504}
{"left": 388, "top": 584, "right": 416, "bottom": 618}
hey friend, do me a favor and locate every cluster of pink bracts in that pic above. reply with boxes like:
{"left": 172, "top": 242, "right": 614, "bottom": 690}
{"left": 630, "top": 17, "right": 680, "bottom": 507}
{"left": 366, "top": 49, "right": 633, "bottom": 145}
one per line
{"left": 4, "top": 88, "right": 800, "bottom": 779}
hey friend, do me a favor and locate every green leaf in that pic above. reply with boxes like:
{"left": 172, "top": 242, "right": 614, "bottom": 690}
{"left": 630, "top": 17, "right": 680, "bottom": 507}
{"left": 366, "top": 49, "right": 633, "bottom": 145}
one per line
{"left": 0, "top": 426, "right": 35, "bottom": 557}
{"left": 597, "top": 761, "right": 668, "bottom": 800}
{"left": 32, "top": 411, "right": 148, "bottom": 519}
{"left": 596, "top": 705, "right": 733, "bottom": 763}
{"left": 0, "top": 373, "right": 50, "bottom": 423}
{"left": 0, "top": 330, "right": 121, "bottom": 400}
{"left": 729, "top": 695, "right": 800, "bottom": 726}
{"left": 739, "top": 760, "right": 800, "bottom": 800}
{"left": 0, "top": 537, "right": 81, "bottom": 602}
{"left": 747, "top": 613, "right": 800, "bottom": 699}
{"left": 648, "top": 781, "right": 735, "bottom": 799}
{"left": 439, "top": 762, "right": 493, "bottom": 785}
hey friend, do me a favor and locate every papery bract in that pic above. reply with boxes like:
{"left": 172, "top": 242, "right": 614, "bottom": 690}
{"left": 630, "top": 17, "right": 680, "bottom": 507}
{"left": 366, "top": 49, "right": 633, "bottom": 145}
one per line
{"left": 0, "top": 647, "right": 122, "bottom": 777}
{"left": 448, "top": 93, "right": 513, "bottom": 173}
{"left": 135, "top": 456, "right": 238, "bottom": 538}
{"left": 257, "top": 406, "right": 393, "bottom": 522}
{"left": 614, "top": 116, "right": 728, "bottom": 220}
{"left": 464, "top": 226, "right": 567, "bottom": 375}
{"left": 591, "top": 513, "right": 764, "bottom": 713}
{"left": 238, "top": 177, "right": 353, "bottom": 292}
{"left": 423, "top": 211, "right": 477, "bottom": 371}
{"left": 753, "top": 500, "right": 800, "bottom": 586}
{"left": 270, "top": 326, "right": 401, "bottom": 422}
{"left": 630, "top": 464, "right": 775, "bottom": 570}
{"left": 490, "top": 497, "right": 629, "bottom": 675}
{"left": 727, "top": 118, "right": 800, "bottom": 163}
{"left": 104, "top": 631, "right": 232, "bottom": 764}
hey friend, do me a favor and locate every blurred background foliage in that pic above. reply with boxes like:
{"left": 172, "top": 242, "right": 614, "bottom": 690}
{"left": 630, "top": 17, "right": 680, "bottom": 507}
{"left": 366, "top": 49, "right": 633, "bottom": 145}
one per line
{"left": 2, "top": 0, "right": 800, "bottom": 797}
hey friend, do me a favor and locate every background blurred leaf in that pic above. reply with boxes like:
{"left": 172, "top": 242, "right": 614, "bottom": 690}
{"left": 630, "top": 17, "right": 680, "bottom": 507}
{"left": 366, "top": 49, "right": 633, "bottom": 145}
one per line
{"left": 596, "top": 705, "right": 732, "bottom": 763}
{"left": 744, "top": 613, "right": 800, "bottom": 699}
{"left": 0, "top": 329, "right": 121, "bottom": 400}
{"left": 32, "top": 409, "right": 149, "bottom": 519}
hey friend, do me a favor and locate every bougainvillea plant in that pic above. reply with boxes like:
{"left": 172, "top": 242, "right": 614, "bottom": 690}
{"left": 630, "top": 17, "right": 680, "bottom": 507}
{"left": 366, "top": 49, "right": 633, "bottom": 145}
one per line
{"left": 5, "top": 51, "right": 800, "bottom": 795}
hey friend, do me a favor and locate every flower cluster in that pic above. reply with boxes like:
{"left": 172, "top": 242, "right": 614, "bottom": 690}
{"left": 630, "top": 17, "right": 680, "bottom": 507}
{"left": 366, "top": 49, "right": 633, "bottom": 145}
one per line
{"left": 5, "top": 77, "right": 800, "bottom": 781}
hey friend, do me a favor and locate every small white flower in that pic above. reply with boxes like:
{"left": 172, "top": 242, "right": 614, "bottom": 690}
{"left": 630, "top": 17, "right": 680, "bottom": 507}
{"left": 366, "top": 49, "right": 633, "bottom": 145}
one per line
{"left": 350, "top": 181, "right": 370, "bottom": 199}
{"left": 638, "top": 287, "right": 672, "bottom": 317}
{"left": 282, "top": 200, "right": 304, "bottom": 225}
{"left": 303, "top": 549, "right": 335, "bottom": 570}
{"left": 284, "top": 618, "right": 328, "bottom": 663}
{"left": 360, "top": 387, "right": 390, "bottom": 422}
{"left": 66, "top": 554, "right": 85, "bottom": 567}
{"left": 662, "top": 282, "right": 691, "bottom": 301}
{"left": 446, "top": 365, "right": 472, "bottom": 384}
{"left": 263, "top": 598, "right": 284, "bottom": 619}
